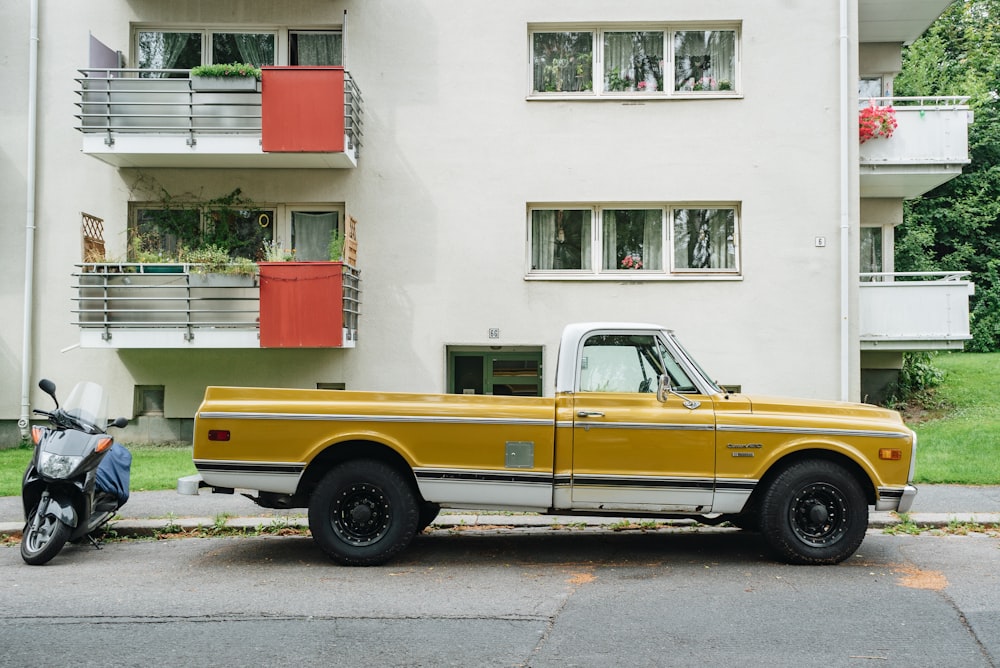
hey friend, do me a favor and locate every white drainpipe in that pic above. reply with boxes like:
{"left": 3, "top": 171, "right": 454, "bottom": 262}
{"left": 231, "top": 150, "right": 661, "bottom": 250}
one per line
{"left": 839, "top": 0, "right": 852, "bottom": 402}
{"left": 19, "top": 0, "right": 39, "bottom": 438}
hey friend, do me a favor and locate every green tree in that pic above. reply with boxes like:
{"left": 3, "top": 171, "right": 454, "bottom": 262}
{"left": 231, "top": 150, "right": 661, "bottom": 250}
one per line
{"left": 894, "top": 0, "right": 1000, "bottom": 351}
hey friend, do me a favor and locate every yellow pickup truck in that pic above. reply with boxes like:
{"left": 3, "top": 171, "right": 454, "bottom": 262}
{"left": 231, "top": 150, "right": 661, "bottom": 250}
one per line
{"left": 185, "top": 323, "right": 916, "bottom": 566}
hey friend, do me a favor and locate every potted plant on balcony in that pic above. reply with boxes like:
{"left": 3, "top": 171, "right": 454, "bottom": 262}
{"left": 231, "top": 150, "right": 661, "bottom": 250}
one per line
{"left": 190, "top": 63, "right": 262, "bottom": 92}
{"left": 859, "top": 103, "right": 898, "bottom": 143}
{"left": 181, "top": 245, "right": 258, "bottom": 287}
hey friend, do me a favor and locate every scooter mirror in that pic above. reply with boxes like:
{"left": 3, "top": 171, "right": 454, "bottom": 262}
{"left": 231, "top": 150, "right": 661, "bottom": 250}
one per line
{"left": 110, "top": 417, "right": 129, "bottom": 429}
{"left": 38, "top": 379, "right": 57, "bottom": 400}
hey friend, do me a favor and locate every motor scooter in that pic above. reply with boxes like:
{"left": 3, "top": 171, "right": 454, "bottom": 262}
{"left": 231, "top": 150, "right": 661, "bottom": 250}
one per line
{"left": 21, "top": 378, "right": 130, "bottom": 565}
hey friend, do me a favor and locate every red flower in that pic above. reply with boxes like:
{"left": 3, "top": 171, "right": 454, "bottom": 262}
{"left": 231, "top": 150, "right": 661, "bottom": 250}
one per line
{"left": 859, "top": 103, "right": 898, "bottom": 144}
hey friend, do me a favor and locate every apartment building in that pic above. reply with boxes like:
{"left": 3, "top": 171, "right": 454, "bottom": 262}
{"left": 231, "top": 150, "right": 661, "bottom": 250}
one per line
{"left": 0, "top": 1, "right": 972, "bottom": 442}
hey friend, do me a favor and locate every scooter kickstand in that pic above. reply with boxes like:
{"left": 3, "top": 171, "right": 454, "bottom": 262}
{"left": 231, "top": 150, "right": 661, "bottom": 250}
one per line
{"left": 86, "top": 534, "right": 104, "bottom": 550}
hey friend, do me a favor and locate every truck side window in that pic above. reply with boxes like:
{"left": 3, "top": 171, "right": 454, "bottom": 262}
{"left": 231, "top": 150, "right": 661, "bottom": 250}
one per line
{"left": 579, "top": 334, "right": 662, "bottom": 393}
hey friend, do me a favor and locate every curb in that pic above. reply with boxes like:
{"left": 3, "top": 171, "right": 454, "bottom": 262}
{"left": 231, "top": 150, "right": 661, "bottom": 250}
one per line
{"left": 4, "top": 512, "right": 999, "bottom": 541}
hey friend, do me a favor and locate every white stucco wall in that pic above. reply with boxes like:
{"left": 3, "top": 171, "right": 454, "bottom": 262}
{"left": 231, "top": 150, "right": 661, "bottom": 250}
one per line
{"left": 2, "top": 0, "right": 858, "bottom": 423}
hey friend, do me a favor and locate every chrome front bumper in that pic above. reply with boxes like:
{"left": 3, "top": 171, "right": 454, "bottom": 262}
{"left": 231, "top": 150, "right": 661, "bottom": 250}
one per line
{"left": 875, "top": 485, "right": 918, "bottom": 512}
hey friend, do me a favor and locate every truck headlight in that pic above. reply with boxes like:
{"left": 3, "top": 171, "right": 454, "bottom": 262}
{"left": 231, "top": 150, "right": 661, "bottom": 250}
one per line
{"left": 38, "top": 451, "right": 83, "bottom": 479}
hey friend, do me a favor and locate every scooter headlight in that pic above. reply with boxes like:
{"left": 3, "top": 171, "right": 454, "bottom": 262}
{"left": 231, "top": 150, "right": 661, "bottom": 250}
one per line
{"left": 38, "top": 450, "right": 84, "bottom": 479}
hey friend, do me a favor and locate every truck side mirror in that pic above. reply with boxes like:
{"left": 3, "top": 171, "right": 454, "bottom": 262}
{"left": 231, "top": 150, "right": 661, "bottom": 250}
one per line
{"left": 656, "top": 374, "right": 701, "bottom": 410}
{"left": 656, "top": 374, "right": 671, "bottom": 403}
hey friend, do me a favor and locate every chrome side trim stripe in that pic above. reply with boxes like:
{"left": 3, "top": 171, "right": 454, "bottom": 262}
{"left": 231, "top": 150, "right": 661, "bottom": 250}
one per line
{"left": 198, "top": 411, "right": 553, "bottom": 427}
{"left": 718, "top": 424, "right": 911, "bottom": 439}
{"left": 574, "top": 422, "right": 715, "bottom": 432}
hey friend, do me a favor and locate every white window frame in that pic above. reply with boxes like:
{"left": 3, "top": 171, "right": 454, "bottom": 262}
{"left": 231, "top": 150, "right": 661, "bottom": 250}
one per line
{"left": 528, "top": 22, "right": 742, "bottom": 99}
{"left": 132, "top": 25, "right": 343, "bottom": 68}
{"left": 525, "top": 203, "right": 741, "bottom": 281}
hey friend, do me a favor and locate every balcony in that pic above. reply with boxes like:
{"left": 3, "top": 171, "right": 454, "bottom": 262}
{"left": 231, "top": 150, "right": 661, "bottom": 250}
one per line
{"left": 75, "top": 67, "right": 363, "bottom": 169}
{"left": 73, "top": 263, "right": 360, "bottom": 349}
{"left": 859, "top": 97, "right": 972, "bottom": 199}
{"left": 859, "top": 271, "right": 973, "bottom": 351}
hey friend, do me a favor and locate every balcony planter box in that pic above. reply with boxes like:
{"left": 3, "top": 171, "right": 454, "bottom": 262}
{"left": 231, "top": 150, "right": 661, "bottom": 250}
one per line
{"left": 190, "top": 76, "right": 259, "bottom": 92}
{"left": 259, "top": 262, "right": 349, "bottom": 347}
{"left": 189, "top": 272, "right": 256, "bottom": 288}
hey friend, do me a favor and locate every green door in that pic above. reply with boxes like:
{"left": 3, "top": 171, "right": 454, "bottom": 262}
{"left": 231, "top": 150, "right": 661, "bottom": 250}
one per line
{"left": 448, "top": 350, "right": 543, "bottom": 396}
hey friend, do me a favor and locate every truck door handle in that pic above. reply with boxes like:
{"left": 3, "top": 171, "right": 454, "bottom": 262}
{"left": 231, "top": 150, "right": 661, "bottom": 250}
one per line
{"left": 577, "top": 411, "right": 605, "bottom": 418}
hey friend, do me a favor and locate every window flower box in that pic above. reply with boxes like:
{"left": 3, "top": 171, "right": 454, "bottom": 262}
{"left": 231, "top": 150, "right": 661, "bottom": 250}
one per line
{"left": 190, "top": 63, "right": 262, "bottom": 92}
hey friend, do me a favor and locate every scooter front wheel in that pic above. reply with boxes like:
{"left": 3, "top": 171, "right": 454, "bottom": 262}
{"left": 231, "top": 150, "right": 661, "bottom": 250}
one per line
{"left": 21, "top": 504, "right": 71, "bottom": 565}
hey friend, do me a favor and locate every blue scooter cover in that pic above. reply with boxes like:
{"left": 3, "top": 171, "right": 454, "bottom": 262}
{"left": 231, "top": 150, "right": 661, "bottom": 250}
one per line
{"left": 95, "top": 443, "right": 132, "bottom": 506}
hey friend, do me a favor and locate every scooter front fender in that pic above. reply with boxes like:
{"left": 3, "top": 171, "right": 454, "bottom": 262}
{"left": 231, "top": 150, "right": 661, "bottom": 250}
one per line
{"left": 41, "top": 492, "right": 79, "bottom": 529}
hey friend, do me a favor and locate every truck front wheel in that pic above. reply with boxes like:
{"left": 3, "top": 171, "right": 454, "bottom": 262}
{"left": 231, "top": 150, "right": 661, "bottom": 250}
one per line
{"left": 309, "top": 460, "right": 419, "bottom": 566}
{"left": 759, "top": 460, "right": 868, "bottom": 565}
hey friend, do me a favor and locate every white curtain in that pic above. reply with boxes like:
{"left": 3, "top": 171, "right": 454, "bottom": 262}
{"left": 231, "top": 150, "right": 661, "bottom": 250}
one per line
{"left": 292, "top": 211, "right": 339, "bottom": 261}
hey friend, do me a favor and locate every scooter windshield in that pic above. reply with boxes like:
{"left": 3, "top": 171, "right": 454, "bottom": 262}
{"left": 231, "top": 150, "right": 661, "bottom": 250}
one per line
{"left": 62, "top": 381, "right": 109, "bottom": 433}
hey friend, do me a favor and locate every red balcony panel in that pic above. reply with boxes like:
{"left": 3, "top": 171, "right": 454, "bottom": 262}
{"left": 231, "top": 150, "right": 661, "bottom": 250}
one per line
{"left": 259, "top": 262, "right": 346, "bottom": 347}
{"left": 262, "top": 67, "right": 345, "bottom": 152}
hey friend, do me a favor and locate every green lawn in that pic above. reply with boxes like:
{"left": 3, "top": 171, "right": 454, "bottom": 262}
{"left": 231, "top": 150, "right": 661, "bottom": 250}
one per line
{"left": 0, "top": 445, "right": 196, "bottom": 497}
{"left": 908, "top": 352, "right": 1000, "bottom": 484}
{"left": 1, "top": 354, "right": 997, "bottom": 495}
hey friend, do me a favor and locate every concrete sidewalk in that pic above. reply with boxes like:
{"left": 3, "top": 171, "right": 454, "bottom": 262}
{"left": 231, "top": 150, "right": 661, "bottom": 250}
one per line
{"left": 2, "top": 484, "right": 999, "bottom": 538}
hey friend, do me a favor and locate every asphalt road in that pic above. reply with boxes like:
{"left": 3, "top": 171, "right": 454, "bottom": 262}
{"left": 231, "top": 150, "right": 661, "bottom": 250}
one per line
{"left": 1, "top": 527, "right": 997, "bottom": 667}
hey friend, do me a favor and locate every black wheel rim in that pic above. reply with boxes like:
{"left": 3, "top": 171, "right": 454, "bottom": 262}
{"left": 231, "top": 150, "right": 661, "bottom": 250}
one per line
{"left": 331, "top": 482, "right": 391, "bottom": 546}
{"left": 788, "top": 482, "right": 849, "bottom": 547}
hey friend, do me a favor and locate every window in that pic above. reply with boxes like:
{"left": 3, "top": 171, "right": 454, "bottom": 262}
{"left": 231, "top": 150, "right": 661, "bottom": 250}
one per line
{"left": 579, "top": 334, "right": 694, "bottom": 393}
{"left": 131, "top": 204, "right": 274, "bottom": 261}
{"left": 860, "top": 226, "right": 883, "bottom": 280}
{"left": 291, "top": 211, "right": 341, "bottom": 261}
{"left": 530, "top": 209, "right": 592, "bottom": 270}
{"left": 673, "top": 31, "right": 736, "bottom": 92}
{"left": 134, "top": 27, "right": 344, "bottom": 73}
{"left": 672, "top": 208, "right": 737, "bottom": 271}
{"left": 137, "top": 30, "right": 276, "bottom": 76}
{"left": 530, "top": 24, "right": 739, "bottom": 97}
{"left": 602, "top": 209, "right": 662, "bottom": 271}
{"left": 290, "top": 31, "right": 343, "bottom": 66}
{"left": 134, "top": 386, "right": 165, "bottom": 417}
{"left": 528, "top": 205, "right": 740, "bottom": 278}
{"left": 859, "top": 76, "right": 883, "bottom": 104}
{"left": 531, "top": 32, "right": 593, "bottom": 93}
{"left": 131, "top": 202, "right": 346, "bottom": 262}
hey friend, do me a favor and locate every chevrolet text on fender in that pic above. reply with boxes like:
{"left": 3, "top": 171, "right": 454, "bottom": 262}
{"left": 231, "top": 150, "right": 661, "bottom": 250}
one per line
{"left": 183, "top": 323, "right": 917, "bottom": 566}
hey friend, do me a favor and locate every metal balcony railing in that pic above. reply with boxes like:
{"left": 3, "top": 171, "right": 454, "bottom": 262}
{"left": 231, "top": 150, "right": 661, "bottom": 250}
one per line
{"left": 74, "top": 68, "right": 364, "bottom": 156}
{"left": 72, "top": 263, "right": 361, "bottom": 349}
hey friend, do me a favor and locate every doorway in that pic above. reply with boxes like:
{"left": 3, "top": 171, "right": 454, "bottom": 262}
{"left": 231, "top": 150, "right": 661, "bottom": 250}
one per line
{"left": 447, "top": 349, "right": 543, "bottom": 396}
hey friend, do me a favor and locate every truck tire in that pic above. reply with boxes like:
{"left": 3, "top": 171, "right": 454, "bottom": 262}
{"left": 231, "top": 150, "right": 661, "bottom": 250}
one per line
{"left": 417, "top": 502, "right": 441, "bottom": 532}
{"left": 309, "top": 460, "right": 419, "bottom": 566}
{"left": 759, "top": 460, "right": 868, "bottom": 565}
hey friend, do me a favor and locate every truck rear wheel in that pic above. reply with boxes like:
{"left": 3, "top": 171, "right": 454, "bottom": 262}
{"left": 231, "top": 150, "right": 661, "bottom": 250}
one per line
{"left": 759, "top": 460, "right": 868, "bottom": 565}
{"left": 309, "top": 460, "right": 419, "bottom": 566}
